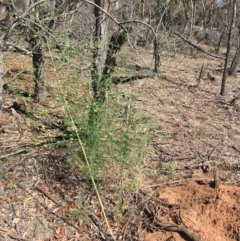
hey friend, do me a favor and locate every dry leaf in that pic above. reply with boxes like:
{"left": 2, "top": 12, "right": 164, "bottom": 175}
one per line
{"left": 23, "top": 197, "right": 33, "bottom": 209}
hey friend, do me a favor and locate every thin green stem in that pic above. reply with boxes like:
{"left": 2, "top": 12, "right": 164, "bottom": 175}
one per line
{"left": 47, "top": 48, "right": 115, "bottom": 240}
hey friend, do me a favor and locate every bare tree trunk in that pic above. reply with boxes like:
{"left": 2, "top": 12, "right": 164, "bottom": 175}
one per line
{"left": 91, "top": 0, "right": 111, "bottom": 103}
{"left": 89, "top": 0, "right": 121, "bottom": 127}
{"left": 31, "top": 38, "right": 46, "bottom": 102}
{"left": 229, "top": 45, "right": 240, "bottom": 76}
{"left": 189, "top": 0, "right": 195, "bottom": 36}
{"left": 181, "top": 1, "right": 189, "bottom": 34}
{"left": 140, "top": 0, "right": 145, "bottom": 18}
{"left": 154, "top": 38, "right": 160, "bottom": 73}
{"left": 0, "top": 43, "right": 3, "bottom": 116}
{"left": 228, "top": 29, "right": 240, "bottom": 76}
{"left": 220, "top": 0, "right": 236, "bottom": 96}
{"left": 215, "top": 28, "right": 226, "bottom": 54}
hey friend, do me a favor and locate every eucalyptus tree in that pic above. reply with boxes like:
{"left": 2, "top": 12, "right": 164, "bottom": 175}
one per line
{"left": 220, "top": 0, "right": 237, "bottom": 95}
{"left": 81, "top": 0, "right": 161, "bottom": 130}
{"left": 0, "top": 0, "right": 79, "bottom": 110}
{"left": 0, "top": 0, "right": 47, "bottom": 115}
{"left": 21, "top": 0, "right": 79, "bottom": 102}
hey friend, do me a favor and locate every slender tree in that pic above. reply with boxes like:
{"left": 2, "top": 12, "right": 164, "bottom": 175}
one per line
{"left": 23, "top": 0, "right": 78, "bottom": 102}
{"left": 229, "top": 45, "right": 240, "bottom": 76}
{"left": 0, "top": 0, "right": 46, "bottom": 115}
{"left": 220, "top": 0, "right": 236, "bottom": 95}
{"left": 91, "top": 0, "right": 113, "bottom": 103}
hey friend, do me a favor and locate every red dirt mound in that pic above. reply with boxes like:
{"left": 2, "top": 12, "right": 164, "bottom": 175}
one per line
{"left": 144, "top": 180, "right": 240, "bottom": 241}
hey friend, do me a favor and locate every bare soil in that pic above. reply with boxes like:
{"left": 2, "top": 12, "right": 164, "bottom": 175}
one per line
{"left": 0, "top": 49, "right": 240, "bottom": 241}
{"left": 143, "top": 181, "right": 240, "bottom": 241}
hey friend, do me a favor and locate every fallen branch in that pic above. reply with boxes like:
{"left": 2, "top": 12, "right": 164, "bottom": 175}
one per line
{"left": 173, "top": 155, "right": 196, "bottom": 161}
{"left": 153, "top": 144, "right": 196, "bottom": 161}
{"left": 229, "top": 93, "right": 240, "bottom": 104}
{"left": 143, "top": 204, "right": 201, "bottom": 241}
{"left": 174, "top": 32, "right": 225, "bottom": 59}
{"left": 113, "top": 72, "right": 154, "bottom": 84}
{"left": 35, "top": 186, "right": 59, "bottom": 205}
{"left": 7, "top": 234, "right": 31, "bottom": 241}
{"left": 0, "top": 149, "right": 27, "bottom": 160}
{"left": 232, "top": 145, "right": 240, "bottom": 153}
{"left": 154, "top": 220, "right": 201, "bottom": 241}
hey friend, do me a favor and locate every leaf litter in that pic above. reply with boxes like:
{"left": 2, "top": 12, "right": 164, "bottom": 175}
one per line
{"left": 0, "top": 50, "right": 240, "bottom": 240}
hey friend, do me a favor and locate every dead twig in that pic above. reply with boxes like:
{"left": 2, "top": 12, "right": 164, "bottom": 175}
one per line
{"left": 229, "top": 93, "right": 240, "bottom": 105}
{"left": 151, "top": 197, "right": 184, "bottom": 209}
{"left": 173, "top": 155, "right": 196, "bottom": 161}
{"left": 154, "top": 145, "right": 174, "bottom": 156}
{"left": 155, "top": 146, "right": 196, "bottom": 161}
{"left": 19, "top": 184, "right": 81, "bottom": 231}
{"left": 0, "top": 149, "right": 27, "bottom": 160}
{"left": 140, "top": 180, "right": 186, "bottom": 190}
{"left": 113, "top": 72, "right": 154, "bottom": 84}
{"left": 232, "top": 145, "right": 240, "bottom": 153}
{"left": 35, "top": 186, "right": 59, "bottom": 206}
{"left": 174, "top": 32, "right": 224, "bottom": 59}
{"left": 208, "top": 141, "right": 222, "bottom": 161}
{"left": 7, "top": 234, "right": 31, "bottom": 241}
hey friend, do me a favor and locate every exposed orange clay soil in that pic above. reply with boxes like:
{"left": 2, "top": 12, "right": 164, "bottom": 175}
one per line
{"left": 143, "top": 180, "right": 240, "bottom": 241}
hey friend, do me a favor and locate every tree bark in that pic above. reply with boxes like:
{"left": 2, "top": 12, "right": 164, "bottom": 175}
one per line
{"left": 0, "top": 43, "right": 3, "bottom": 116}
{"left": 229, "top": 45, "right": 240, "bottom": 76}
{"left": 220, "top": 0, "right": 236, "bottom": 95}
{"left": 31, "top": 38, "right": 46, "bottom": 102}
{"left": 215, "top": 30, "right": 225, "bottom": 54}
{"left": 91, "top": 0, "right": 111, "bottom": 103}
{"left": 154, "top": 38, "right": 160, "bottom": 73}
{"left": 189, "top": 0, "right": 195, "bottom": 37}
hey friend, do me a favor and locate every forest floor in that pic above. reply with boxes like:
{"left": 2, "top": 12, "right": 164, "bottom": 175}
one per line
{"left": 0, "top": 47, "right": 240, "bottom": 241}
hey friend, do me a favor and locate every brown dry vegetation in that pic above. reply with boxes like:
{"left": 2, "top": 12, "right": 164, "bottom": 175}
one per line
{"left": 0, "top": 47, "right": 240, "bottom": 241}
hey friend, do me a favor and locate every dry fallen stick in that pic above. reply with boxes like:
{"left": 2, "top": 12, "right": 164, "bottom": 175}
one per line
{"left": 143, "top": 204, "right": 200, "bottom": 241}
{"left": 154, "top": 220, "right": 201, "bottom": 241}
{"left": 7, "top": 234, "right": 31, "bottom": 241}
{"left": 113, "top": 72, "right": 154, "bottom": 84}
{"left": 144, "top": 201, "right": 200, "bottom": 241}
{"left": 232, "top": 145, "right": 240, "bottom": 153}
{"left": 173, "top": 155, "right": 196, "bottom": 161}
{"left": 0, "top": 149, "right": 26, "bottom": 160}
{"left": 35, "top": 186, "right": 59, "bottom": 205}
{"left": 153, "top": 144, "right": 196, "bottom": 161}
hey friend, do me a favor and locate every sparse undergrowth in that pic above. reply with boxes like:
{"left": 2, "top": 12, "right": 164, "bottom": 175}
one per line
{"left": 0, "top": 47, "right": 152, "bottom": 239}
{"left": 1, "top": 47, "right": 240, "bottom": 241}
